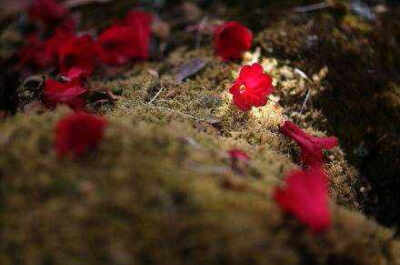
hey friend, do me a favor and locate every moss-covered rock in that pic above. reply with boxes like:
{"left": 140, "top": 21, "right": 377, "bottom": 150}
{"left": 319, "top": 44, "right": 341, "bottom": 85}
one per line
{"left": 1, "top": 110, "right": 399, "bottom": 265}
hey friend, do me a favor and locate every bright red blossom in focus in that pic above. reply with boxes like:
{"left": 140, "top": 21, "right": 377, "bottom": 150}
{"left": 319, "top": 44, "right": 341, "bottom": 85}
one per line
{"left": 273, "top": 167, "right": 331, "bottom": 233}
{"left": 43, "top": 79, "right": 86, "bottom": 110}
{"left": 214, "top": 21, "right": 252, "bottom": 61}
{"left": 55, "top": 112, "right": 107, "bottom": 158}
{"left": 97, "top": 11, "right": 152, "bottom": 65}
{"left": 230, "top": 63, "right": 274, "bottom": 111}
{"left": 280, "top": 121, "right": 338, "bottom": 167}
{"left": 58, "top": 35, "right": 98, "bottom": 79}
{"left": 29, "top": 0, "right": 68, "bottom": 25}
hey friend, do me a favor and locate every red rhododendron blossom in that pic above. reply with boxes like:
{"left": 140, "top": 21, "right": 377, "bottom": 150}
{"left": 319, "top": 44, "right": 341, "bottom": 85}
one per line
{"left": 97, "top": 25, "right": 146, "bottom": 65}
{"left": 44, "top": 27, "right": 75, "bottom": 62}
{"left": 214, "top": 21, "right": 252, "bottom": 61}
{"left": 229, "top": 63, "right": 274, "bottom": 111}
{"left": 228, "top": 149, "right": 250, "bottom": 162}
{"left": 97, "top": 11, "right": 152, "bottom": 65}
{"left": 18, "top": 35, "right": 53, "bottom": 69}
{"left": 55, "top": 112, "right": 107, "bottom": 158}
{"left": 280, "top": 121, "right": 338, "bottom": 167}
{"left": 58, "top": 35, "right": 97, "bottom": 79}
{"left": 43, "top": 79, "right": 87, "bottom": 109}
{"left": 121, "top": 10, "right": 153, "bottom": 29}
{"left": 28, "top": 0, "right": 68, "bottom": 25}
{"left": 273, "top": 167, "right": 331, "bottom": 233}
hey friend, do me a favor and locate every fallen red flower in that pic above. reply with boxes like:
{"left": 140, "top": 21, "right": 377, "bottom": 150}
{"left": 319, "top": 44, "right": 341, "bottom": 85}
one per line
{"left": 97, "top": 11, "right": 152, "bottom": 65}
{"left": 55, "top": 112, "right": 107, "bottom": 158}
{"left": 28, "top": 0, "right": 68, "bottom": 25}
{"left": 280, "top": 121, "right": 338, "bottom": 167}
{"left": 229, "top": 63, "right": 274, "bottom": 111}
{"left": 18, "top": 35, "right": 53, "bottom": 69}
{"left": 228, "top": 149, "right": 250, "bottom": 162}
{"left": 273, "top": 167, "right": 331, "bottom": 233}
{"left": 120, "top": 10, "right": 153, "bottom": 29}
{"left": 214, "top": 21, "right": 252, "bottom": 61}
{"left": 58, "top": 35, "right": 98, "bottom": 79}
{"left": 44, "top": 27, "right": 75, "bottom": 62}
{"left": 97, "top": 25, "right": 146, "bottom": 65}
{"left": 43, "top": 78, "right": 86, "bottom": 110}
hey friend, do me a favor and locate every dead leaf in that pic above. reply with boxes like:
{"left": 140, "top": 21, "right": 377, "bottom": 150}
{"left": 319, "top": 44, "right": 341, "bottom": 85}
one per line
{"left": 175, "top": 58, "right": 207, "bottom": 83}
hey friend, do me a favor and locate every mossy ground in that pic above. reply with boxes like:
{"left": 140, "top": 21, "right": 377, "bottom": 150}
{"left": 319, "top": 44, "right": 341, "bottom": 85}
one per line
{"left": 1, "top": 0, "right": 400, "bottom": 264}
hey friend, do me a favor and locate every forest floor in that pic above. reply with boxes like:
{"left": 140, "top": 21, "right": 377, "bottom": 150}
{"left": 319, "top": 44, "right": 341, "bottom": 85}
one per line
{"left": 1, "top": 1, "right": 400, "bottom": 264}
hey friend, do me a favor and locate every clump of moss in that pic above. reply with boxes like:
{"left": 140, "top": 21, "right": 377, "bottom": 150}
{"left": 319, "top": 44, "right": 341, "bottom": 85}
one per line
{"left": 1, "top": 110, "right": 400, "bottom": 265}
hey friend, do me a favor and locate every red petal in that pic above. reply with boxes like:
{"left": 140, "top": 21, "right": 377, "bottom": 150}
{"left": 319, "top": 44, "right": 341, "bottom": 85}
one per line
{"left": 280, "top": 121, "right": 338, "bottom": 167}
{"left": 274, "top": 167, "right": 331, "bottom": 233}
{"left": 44, "top": 78, "right": 86, "bottom": 109}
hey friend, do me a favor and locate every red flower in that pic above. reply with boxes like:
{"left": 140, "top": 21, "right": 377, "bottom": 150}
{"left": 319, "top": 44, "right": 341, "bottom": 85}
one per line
{"left": 97, "top": 11, "right": 152, "bottom": 65}
{"left": 97, "top": 25, "right": 144, "bottom": 65}
{"left": 228, "top": 149, "right": 250, "bottom": 162}
{"left": 214, "top": 21, "right": 252, "bottom": 61}
{"left": 43, "top": 78, "right": 86, "bottom": 109}
{"left": 58, "top": 35, "right": 98, "bottom": 79}
{"left": 18, "top": 35, "right": 53, "bottom": 69}
{"left": 44, "top": 27, "right": 75, "bottom": 62}
{"left": 280, "top": 121, "right": 338, "bottom": 167}
{"left": 229, "top": 63, "right": 274, "bottom": 111}
{"left": 28, "top": 0, "right": 68, "bottom": 25}
{"left": 121, "top": 10, "right": 153, "bottom": 29}
{"left": 273, "top": 167, "right": 331, "bottom": 233}
{"left": 55, "top": 112, "right": 107, "bottom": 158}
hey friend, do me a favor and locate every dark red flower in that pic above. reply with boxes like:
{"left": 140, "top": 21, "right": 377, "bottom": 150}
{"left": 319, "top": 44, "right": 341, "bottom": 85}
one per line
{"left": 55, "top": 112, "right": 107, "bottom": 158}
{"left": 18, "top": 35, "right": 52, "bottom": 69}
{"left": 58, "top": 35, "right": 98, "bottom": 79}
{"left": 43, "top": 78, "right": 86, "bottom": 109}
{"left": 273, "top": 167, "right": 331, "bottom": 233}
{"left": 97, "top": 25, "right": 144, "bottom": 65}
{"left": 44, "top": 27, "right": 75, "bottom": 62}
{"left": 214, "top": 21, "right": 252, "bottom": 61}
{"left": 121, "top": 10, "right": 153, "bottom": 29}
{"left": 229, "top": 63, "right": 274, "bottom": 111}
{"left": 28, "top": 0, "right": 68, "bottom": 25}
{"left": 280, "top": 121, "right": 338, "bottom": 167}
{"left": 97, "top": 11, "right": 152, "bottom": 65}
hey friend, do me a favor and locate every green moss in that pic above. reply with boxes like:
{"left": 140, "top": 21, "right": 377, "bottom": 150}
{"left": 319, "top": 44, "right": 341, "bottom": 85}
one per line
{"left": 0, "top": 110, "right": 399, "bottom": 265}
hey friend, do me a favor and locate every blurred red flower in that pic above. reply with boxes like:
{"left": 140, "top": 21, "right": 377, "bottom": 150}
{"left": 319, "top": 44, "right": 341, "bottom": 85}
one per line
{"left": 229, "top": 63, "right": 274, "bottom": 111}
{"left": 214, "top": 21, "right": 252, "bottom": 61}
{"left": 58, "top": 35, "right": 98, "bottom": 79}
{"left": 18, "top": 35, "right": 53, "bottom": 69}
{"left": 55, "top": 112, "right": 107, "bottom": 158}
{"left": 228, "top": 149, "right": 250, "bottom": 162}
{"left": 280, "top": 121, "right": 338, "bottom": 167}
{"left": 273, "top": 167, "right": 331, "bottom": 233}
{"left": 120, "top": 10, "right": 153, "bottom": 29}
{"left": 97, "top": 25, "right": 144, "bottom": 65}
{"left": 28, "top": 0, "right": 68, "bottom": 25}
{"left": 97, "top": 11, "right": 152, "bottom": 65}
{"left": 44, "top": 27, "right": 75, "bottom": 61}
{"left": 43, "top": 78, "right": 86, "bottom": 110}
